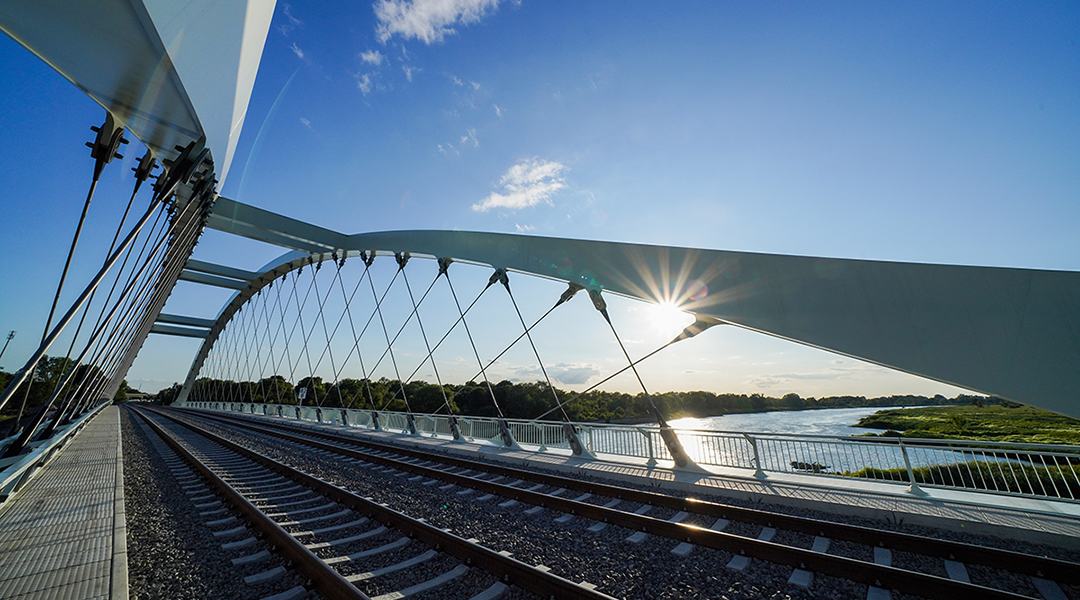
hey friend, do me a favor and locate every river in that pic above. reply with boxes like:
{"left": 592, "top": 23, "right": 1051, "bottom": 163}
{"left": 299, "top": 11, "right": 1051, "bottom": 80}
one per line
{"left": 668, "top": 405, "right": 898, "bottom": 437}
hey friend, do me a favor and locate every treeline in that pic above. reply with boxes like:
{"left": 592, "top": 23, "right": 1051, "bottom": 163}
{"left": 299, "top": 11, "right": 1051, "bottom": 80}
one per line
{"left": 172, "top": 375, "right": 983, "bottom": 423}
{"left": 0, "top": 356, "right": 113, "bottom": 431}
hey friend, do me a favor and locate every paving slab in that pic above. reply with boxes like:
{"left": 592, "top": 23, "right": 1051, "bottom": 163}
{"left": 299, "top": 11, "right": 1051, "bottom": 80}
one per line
{"left": 0, "top": 406, "right": 126, "bottom": 600}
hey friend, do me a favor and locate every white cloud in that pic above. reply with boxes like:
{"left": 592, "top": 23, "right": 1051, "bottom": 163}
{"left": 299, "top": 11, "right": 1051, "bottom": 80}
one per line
{"left": 360, "top": 50, "right": 385, "bottom": 65}
{"left": 470, "top": 81, "right": 481, "bottom": 90}
{"left": 472, "top": 158, "right": 568, "bottom": 212}
{"left": 357, "top": 73, "right": 373, "bottom": 94}
{"left": 460, "top": 128, "right": 478, "bottom": 148}
{"left": 493, "top": 104, "right": 502, "bottom": 117}
{"left": 452, "top": 75, "right": 464, "bottom": 86}
{"left": 300, "top": 117, "right": 311, "bottom": 128}
{"left": 289, "top": 42, "right": 305, "bottom": 59}
{"left": 515, "top": 362, "right": 601, "bottom": 385}
{"left": 402, "top": 65, "right": 420, "bottom": 81}
{"left": 438, "top": 143, "right": 459, "bottom": 156}
{"left": 515, "top": 223, "right": 535, "bottom": 232}
{"left": 374, "top": 0, "right": 503, "bottom": 44}
{"left": 277, "top": 4, "right": 303, "bottom": 35}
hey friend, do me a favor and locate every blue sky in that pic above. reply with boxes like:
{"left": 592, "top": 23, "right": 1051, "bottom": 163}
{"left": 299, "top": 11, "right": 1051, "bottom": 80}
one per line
{"left": 1, "top": 1, "right": 1078, "bottom": 399}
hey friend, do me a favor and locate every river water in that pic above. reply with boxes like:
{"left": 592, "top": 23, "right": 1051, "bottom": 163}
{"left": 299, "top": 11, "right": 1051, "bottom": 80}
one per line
{"left": 668, "top": 405, "right": 897, "bottom": 437}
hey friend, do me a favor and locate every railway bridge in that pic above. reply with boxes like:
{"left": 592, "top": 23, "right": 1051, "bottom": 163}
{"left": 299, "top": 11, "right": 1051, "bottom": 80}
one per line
{"left": 1, "top": 2, "right": 1079, "bottom": 599}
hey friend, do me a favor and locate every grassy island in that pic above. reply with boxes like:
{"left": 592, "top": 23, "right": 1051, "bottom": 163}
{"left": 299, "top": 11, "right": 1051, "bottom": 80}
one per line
{"left": 855, "top": 403, "right": 1080, "bottom": 446}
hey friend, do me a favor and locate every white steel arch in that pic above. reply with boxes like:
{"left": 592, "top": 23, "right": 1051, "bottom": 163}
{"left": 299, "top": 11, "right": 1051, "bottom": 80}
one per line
{"left": 177, "top": 197, "right": 1080, "bottom": 419}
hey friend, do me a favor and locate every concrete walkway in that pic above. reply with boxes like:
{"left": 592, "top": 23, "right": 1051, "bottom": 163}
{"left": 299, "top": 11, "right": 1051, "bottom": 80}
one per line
{"left": 0, "top": 406, "right": 126, "bottom": 600}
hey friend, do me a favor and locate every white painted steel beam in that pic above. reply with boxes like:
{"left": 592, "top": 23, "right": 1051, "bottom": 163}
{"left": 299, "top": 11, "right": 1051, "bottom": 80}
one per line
{"left": 188, "top": 197, "right": 1080, "bottom": 419}
{"left": 156, "top": 313, "right": 216, "bottom": 329}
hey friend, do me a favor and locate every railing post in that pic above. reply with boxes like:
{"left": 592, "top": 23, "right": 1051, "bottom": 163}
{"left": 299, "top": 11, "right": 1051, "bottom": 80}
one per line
{"left": 536, "top": 423, "right": 547, "bottom": 452}
{"left": 743, "top": 433, "right": 766, "bottom": 479}
{"left": 639, "top": 427, "right": 657, "bottom": 467}
{"left": 563, "top": 423, "right": 594, "bottom": 458}
{"left": 370, "top": 410, "right": 381, "bottom": 431}
{"left": 899, "top": 440, "right": 927, "bottom": 496}
{"left": 497, "top": 418, "right": 514, "bottom": 447}
{"left": 340, "top": 409, "right": 349, "bottom": 427}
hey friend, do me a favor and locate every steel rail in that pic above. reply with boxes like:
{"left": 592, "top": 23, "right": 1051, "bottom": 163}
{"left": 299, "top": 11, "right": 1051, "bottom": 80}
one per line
{"left": 145, "top": 406, "right": 617, "bottom": 600}
{"left": 130, "top": 407, "right": 371, "bottom": 600}
{"left": 188, "top": 407, "right": 1080, "bottom": 588}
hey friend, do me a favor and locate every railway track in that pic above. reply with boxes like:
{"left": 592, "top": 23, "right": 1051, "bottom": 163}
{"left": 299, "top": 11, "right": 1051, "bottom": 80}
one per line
{"left": 155, "top": 406, "right": 1080, "bottom": 600}
{"left": 129, "top": 405, "right": 612, "bottom": 600}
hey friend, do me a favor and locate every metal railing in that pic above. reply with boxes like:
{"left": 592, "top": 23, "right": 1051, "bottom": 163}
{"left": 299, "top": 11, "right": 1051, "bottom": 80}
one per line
{"left": 0, "top": 401, "right": 109, "bottom": 503}
{"left": 186, "top": 401, "right": 1080, "bottom": 503}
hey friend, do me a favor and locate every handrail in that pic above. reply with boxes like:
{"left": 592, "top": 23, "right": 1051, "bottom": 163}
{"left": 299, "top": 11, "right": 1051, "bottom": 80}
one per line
{"left": 182, "top": 400, "right": 1080, "bottom": 503}
{"left": 0, "top": 401, "right": 109, "bottom": 501}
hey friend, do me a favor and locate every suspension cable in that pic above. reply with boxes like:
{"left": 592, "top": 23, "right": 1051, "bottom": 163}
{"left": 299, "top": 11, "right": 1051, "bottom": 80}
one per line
{"left": 369, "top": 255, "right": 413, "bottom": 417}
{"left": 495, "top": 270, "right": 572, "bottom": 422}
{"left": 401, "top": 264, "right": 455, "bottom": 420}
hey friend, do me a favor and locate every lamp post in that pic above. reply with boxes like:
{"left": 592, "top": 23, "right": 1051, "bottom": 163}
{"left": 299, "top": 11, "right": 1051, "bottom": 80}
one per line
{"left": 0, "top": 331, "right": 14, "bottom": 368}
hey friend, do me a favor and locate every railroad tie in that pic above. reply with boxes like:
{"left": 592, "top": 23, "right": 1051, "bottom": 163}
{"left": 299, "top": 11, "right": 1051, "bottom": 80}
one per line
{"left": 232, "top": 550, "right": 271, "bottom": 566}
{"left": 554, "top": 493, "right": 592, "bottom": 523}
{"left": 943, "top": 559, "right": 970, "bottom": 583}
{"left": 672, "top": 518, "right": 728, "bottom": 556}
{"left": 726, "top": 527, "right": 776, "bottom": 571}
{"left": 1031, "top": 577, "right": 1068, "bottom": 600}
{"left": 258, "top": 584, "right": 308, "bottom": 600}
{"left": 369, "top": 564, "right": 469, "bottom": 600}
{"left": 627, "top": 510, "right": 687, "bottom": 543}
{"left": 591, "top": 498, "right": 626, "bottom": 533}
{"left": 244, "top": 566, "right": 287, "bottom": 586}
{"left": 468, "top": 582, "right": 510, "bottom": 600}
{"left": 787, "top": 536, "right": 831, "bottom": 588}
{"left": 867, "top": 547, "right": 892, "bottom": 600}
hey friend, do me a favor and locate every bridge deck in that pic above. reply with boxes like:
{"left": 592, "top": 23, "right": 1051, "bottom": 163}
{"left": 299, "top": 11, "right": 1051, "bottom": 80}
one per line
{"left": 0, "top": 406, "right": 126, "bottom": 600}
{"left": 273, "top": 414, "right": 1080, "bottom": 549}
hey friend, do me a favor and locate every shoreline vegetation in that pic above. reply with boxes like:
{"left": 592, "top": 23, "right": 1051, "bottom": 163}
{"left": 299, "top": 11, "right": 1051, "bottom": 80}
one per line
{"left": 148, "top": 373, "right": 969, "bottom": 423}
{"left": 853, "top": 402, "right": 1080, "bottom": 446}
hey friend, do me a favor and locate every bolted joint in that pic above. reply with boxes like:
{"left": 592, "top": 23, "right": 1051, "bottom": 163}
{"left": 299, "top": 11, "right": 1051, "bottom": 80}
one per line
{"left": 488, "top": 268, "right": 510, "bottom": 290}
{"left": 87, "top": 112, "right": 128, "bottom": 180}
{"left": 395, "top": 251, "right": 410, "bottom": 270}
{"left": 131, "top": 149, "right": 158, "bottom": 194}
{"left": 555, "top": 282, "right": 584, "bottom": 307}
{"left": 362, "top": 251, "right": 376, "bottom": 267}
{"left": 588, "top": 289, "right": 611, "bottom": 322}
{"left": 437, "top": 257, "right": 453, "bottom": 277}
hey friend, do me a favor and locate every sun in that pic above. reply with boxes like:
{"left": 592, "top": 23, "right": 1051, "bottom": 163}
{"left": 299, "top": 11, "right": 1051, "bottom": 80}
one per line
{"left": 646, "top": 301, "right": 694, "bottom": 336}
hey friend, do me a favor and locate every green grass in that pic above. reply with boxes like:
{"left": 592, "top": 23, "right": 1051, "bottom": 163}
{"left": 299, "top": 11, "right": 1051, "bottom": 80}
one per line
{"left": 844, "top": 460, "right": 1080, "bottom": 498}
{"left": 854, "top": 404, "right": 1080, "bottom": 445}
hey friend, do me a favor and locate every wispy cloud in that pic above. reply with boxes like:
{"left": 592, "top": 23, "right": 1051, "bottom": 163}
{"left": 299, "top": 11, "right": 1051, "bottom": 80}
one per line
{"left": 438, "top": 143, "right": 459, "bottom": 156}
{"left": 515, "top": 223, "right": 535, "bottom": 232}
{"left": 749, "top": 363, "right": 884, "bottom": 388}
{"left": 402, "top": 64, "right": 420, "bottom": 82}
{"left": 460, "top": 128, "right": 478, "bottom": 148}
{"left": 493, "top": 104, "right": 502, "bottom": 117}
{"left": 357, "top": 73, "right": 373, "bottom": 94}
{"left": 452, "top": 75, "right": 464, "bottom": 86}
{"left": 375, "top": 0, "right": 504, "bottom": 44}
{"left": 360, "top": 50, "right": 385, "bottom": 65}
{"left": 473, "top": 158, "right": 568, "bottom": 212}
{"left": 300, "top": 117, "right": 311, "bottom": 128}
{"left": 470, "top": 81, "right": 481, "bottom": 90}
{"left": 289, "top": 42, "right": 305, "bottom": 59}
{"left": 277, "top": 4, "right": 303, "bottom": 35}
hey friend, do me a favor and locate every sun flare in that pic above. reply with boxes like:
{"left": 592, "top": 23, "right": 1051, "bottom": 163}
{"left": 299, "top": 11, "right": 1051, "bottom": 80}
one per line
{"left": 646, "top": 301, "right": 694, "bottom": 336}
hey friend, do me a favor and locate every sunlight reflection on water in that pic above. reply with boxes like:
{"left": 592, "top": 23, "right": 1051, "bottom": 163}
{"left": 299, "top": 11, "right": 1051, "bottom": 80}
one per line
{"left": 668, "top": 405, "right": 897, "bottom": 437}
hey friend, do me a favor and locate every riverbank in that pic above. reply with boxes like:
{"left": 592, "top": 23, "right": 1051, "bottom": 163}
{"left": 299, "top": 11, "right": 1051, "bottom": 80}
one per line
{"left": 854, "top": 404, "right": 1080, "bottom": 445}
